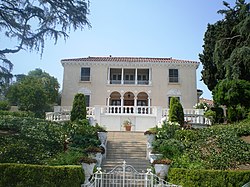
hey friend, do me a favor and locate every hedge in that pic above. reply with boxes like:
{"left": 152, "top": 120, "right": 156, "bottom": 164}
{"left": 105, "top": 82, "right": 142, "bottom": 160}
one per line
{"left": 0, "top": 163, "right": 84, "bottom": 187}
{"left": 168, "top": 168, "right": 250, "bottom": 187}
{"left": 1, "top": 163, "right": 250, "bottom": 187}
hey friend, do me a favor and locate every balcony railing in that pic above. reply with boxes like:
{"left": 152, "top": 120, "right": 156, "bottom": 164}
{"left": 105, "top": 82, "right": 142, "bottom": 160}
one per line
{"left": 46, "top": 106, "right": 211, "bottom": 126}
{"left": 109, "top": 80, "right": 150, "bottom": 85}
{"left": 103, "top": 106, "right": 154, "bottom": 115}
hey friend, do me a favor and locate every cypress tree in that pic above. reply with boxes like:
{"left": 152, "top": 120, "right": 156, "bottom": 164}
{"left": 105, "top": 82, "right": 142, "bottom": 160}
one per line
{"left": 70, "top": 93, "right": 87, "bottom": 121}
{"left": 168, "top": 97, "right": 184, "bottom": 126}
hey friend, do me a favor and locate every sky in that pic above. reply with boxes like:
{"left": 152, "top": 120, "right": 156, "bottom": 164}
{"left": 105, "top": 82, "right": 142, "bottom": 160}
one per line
{"left": 3, "top": 0, "right": 239, "bottom": 100}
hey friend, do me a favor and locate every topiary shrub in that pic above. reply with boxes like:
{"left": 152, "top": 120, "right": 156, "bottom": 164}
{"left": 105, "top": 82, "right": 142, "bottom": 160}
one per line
{"left": 168, "top": 97, "right": 184, "bottom": 126}
{"left": 70, "top": 93, "right": 87, "bottom": 122}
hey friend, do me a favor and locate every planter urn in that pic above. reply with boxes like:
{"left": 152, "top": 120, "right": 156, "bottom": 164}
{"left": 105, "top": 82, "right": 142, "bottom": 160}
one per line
{"left": 154, "top": 164, "right": 170, "bottom": 179}
{"left": 146, "top": 134, "right": 155, "bottom": 147}
{"left": 97, "top": 132, "right": 107, "bottom": 144}
{"left": 149, "top": 153, "right": 163, "bottom": 163}
{"left": 81, "top": 162, "right": 96, "bottom": 184}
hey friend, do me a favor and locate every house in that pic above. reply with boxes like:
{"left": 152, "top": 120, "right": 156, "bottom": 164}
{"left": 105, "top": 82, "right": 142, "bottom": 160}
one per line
{"left": 48, "top": 56, "right": 209, "bottom": 131}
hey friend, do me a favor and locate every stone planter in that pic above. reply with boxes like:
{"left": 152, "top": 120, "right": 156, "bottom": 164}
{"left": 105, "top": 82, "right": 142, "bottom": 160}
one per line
{"left": 146, "top": 134, "right": 155, "bottom": 147}
{"left": 149, "top": 153, "right": 163, "bottom": 163}
{"left": 94, "top": 152, "right": 103, "bottom": 167}
{"left": 97, "top": 132, "right": 107, "bottom": 144}
{"left": 81, "top": 162, "right": 96, "bottom": 184}
{"left": 146, "top": 145, "right": 153, "bottom": 160}
{"left": 154, "top": 164, "right": 170, "bottom": 179}
{"left": 88, "top": 152, "right": 103, "bottom": 167}
{"left": 100, "top": 143, "right": 107, "bottom": 159}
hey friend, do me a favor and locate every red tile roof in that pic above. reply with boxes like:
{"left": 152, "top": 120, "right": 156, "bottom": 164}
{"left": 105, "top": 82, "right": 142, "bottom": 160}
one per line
{"left": 61, "top": 56, "right": 198, "bottom": 64}
{"left": 199, "top": 98, "right": 214, "bottom": 106}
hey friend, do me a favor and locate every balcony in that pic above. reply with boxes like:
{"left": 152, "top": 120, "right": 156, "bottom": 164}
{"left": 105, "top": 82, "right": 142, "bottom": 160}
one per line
{"left": 109, "top": 68, "right": 151, "bottom": 85}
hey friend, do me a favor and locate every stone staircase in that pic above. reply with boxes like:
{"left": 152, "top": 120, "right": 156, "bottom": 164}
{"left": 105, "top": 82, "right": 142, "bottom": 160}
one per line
{"left": 101, "top": 131, "right": 150, "bottom": 172}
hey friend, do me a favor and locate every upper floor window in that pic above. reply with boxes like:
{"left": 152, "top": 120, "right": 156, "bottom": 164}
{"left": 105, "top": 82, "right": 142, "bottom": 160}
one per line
{"left": 81, "top": 67, "right": 90, "bottom": 81}
{"left": 169, "top": 69, "right": 178, "bottom": 83}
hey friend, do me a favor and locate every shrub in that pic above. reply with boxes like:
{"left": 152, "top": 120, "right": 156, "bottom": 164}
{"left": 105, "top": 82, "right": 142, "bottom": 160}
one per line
{"left": 0, "top": 100, "right": 10, "bottom": 110}
{"left": 153, "top": 122, "right": 183, "bottom": 159}
{"left": 205, "top": 109, "right": 216, "bottom": 124}
{"left": 0, "top": 163, "right": 84, "bottom": 187}
{"left": 168, "top": 97, "right": 184, "bottom": 126}
{"left": 70, "top": 93, "right": 87, "bottom": 122}
{"left": 154, "top": 118, "right": 250, "bottom": 170}
{"left": 0, "top": 116, "right": 65, "bottom": 164}
{"left": 0, "top": 110, "right": 35, "bottom": 117}
{"left": 211, "top": 107, "right": 224, "bottom": 123}
{"left": 168, "top": 168, "right": 250, "bottom": 187}
{"left": 227, "top": 105, "right": 249, "bottom": 122}
{"left": 46, "top": 148, "right": 83, "bottom": 166}
{"left": 69, "top": 120, "right": 100, "bottom": 150}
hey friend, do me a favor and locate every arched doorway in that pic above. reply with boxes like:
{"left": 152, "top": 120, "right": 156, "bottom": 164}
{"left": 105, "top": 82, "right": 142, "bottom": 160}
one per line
{"left": 137, "top": 92, "right": 149, "bottom": 114}
{"left": 109, "top": 91, "right": 121, "bottom": 113}
{"left": 123, "top": 92, "right": 135, "bottom": 106}
{"left": 137, "top": 92, "right": 148, "bottom": 106}
{"left": 123, "top": 92, "right": 135, "bottom": 113}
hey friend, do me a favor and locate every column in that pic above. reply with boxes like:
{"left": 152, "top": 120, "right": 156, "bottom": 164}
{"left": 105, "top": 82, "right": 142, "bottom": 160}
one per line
{"left": 148, "top": 97, "right": 151, "bottom": 107}
{"left": 121, "top": 96, "right": 124, "bottom": 113}
{"left": 148, "top": 97, "right": 151, "bottom": 114}
{"left": 149, "top": 68, "right": 152, "bottom": 85}
{"left": 107, "top": 67, "right": 110, "bottom": 84}
{"left": 121, "top": 68, "right": 124, "bottom": 84}
{"left": 107, "top": 97, "right": 110, "bottom": 113}
{"left": 134, "top": 96, "right": 137, "bottom": 114}
{"left": 135, "top": 68, "right": 138, "bottom": 85}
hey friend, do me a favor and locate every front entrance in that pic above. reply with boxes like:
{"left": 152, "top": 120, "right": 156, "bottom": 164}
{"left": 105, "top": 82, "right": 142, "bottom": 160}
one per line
{"left": 82, "top": 161, "right": 181, "bottom": 187}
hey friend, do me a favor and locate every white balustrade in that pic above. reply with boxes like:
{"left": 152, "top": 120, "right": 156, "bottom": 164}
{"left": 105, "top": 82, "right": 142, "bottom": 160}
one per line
{"left": 46, "top": 106, "right": 210, "bottom": 126}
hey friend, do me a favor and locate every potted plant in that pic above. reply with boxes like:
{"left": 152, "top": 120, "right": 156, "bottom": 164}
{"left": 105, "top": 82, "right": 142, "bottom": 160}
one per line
{"left": 96, "top": 125, "right": 108, "bottom": 144}
{"left": 144, "top": 127, "right": 157, "bottom": 146}
{"left": 85, "top": 146, "right": 104, "bottom": 167}
{"left": 79, "top": 157, "right": 97, "bottom": 184}
{"left": 149, "top": 151, "right": 163, "bottom": 163}
{"left": 123, "top": 119, "right": 132, "bottom": 131}
{"left": 152, "top": 158, "right": 172, "bottom": 179}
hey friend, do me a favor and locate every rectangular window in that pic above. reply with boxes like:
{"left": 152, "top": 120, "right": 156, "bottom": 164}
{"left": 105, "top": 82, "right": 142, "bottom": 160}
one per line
{"left": 169, "top": 69, "right": 178, "bottom": 83}
{"left": 85, "top": 95, "right": 90, "bottom": 107}
{"left": 81, "top": 67, "right": 90, "bottom": 81}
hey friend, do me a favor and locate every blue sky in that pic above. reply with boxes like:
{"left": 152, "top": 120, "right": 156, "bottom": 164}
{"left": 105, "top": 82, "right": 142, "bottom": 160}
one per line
{"left": 4, "top": 0, "right": 238, "bottom": 99}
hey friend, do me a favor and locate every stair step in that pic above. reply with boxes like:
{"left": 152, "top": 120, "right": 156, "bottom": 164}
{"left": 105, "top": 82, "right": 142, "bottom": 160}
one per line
{"left": 101, "top": 131, "right": 150, "bottom": 172}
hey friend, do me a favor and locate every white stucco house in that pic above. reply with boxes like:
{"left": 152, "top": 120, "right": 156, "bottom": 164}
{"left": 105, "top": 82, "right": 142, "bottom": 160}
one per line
{"left": 47, "top": 56, "right": 209, "bottom": 131}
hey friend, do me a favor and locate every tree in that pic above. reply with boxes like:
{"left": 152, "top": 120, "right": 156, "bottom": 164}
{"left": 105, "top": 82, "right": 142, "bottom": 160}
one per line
{"left": 6, "top": 69, "right": 60, "bottom": 118}
{"left": 199, "top": 0, "right": 250, "bottom": 91}
{"left": 70, "top": 93, "right": 87, "bottom": 122}
{"left": 213, "top": 79, "right": 250, "bottom": 121}
{"left": 168, "top": 97, "right": 184, "bottom": 126}
{"left": 0, "top": 0, "right": 90, "bottom": 96}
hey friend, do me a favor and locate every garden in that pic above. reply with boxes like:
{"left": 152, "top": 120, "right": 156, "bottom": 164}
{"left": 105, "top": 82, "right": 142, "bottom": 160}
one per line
{"left": 0, "top": 94, "right": 250, "bottom": 186}
{"left": 151, "top": 119, "right": 250, "bottom": 170}
{"left": 0, "top": 94, "right": 107, "bottom": 186}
